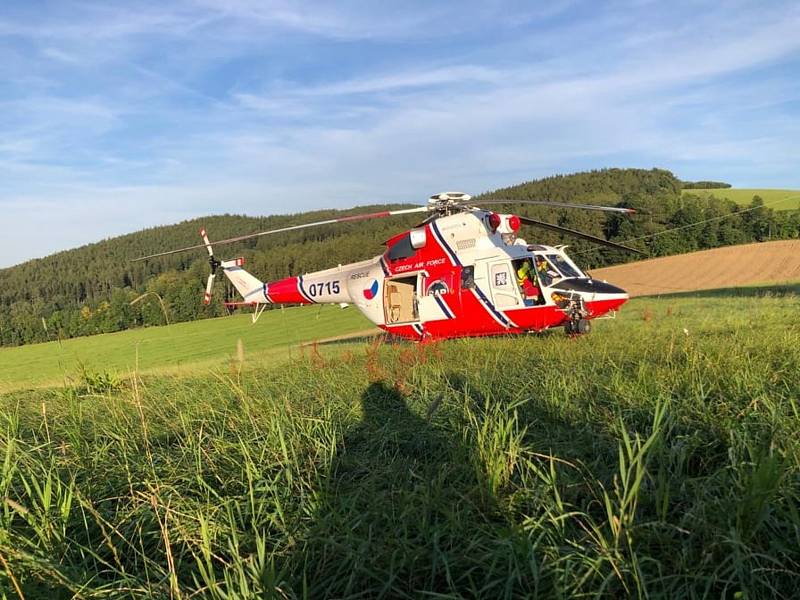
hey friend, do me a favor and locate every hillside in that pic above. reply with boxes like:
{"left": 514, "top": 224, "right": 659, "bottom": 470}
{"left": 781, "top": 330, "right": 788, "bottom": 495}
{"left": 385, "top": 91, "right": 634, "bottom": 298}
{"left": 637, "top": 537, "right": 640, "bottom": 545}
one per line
{"left": 592, "top": 239, "right": 800, "bottom": 296}
{"left": 0, "top": 208, "right": 419, "bottom": 345}
{"left": 2, "top": 167, "right": 798, "bottom": 347}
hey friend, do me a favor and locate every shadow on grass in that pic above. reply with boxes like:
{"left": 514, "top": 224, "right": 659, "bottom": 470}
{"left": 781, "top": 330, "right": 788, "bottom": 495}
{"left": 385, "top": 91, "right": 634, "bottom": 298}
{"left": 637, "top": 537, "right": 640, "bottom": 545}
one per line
{"left": 292, "top": 376, "right": 603, "bottom": 597}
{"left": 301, "top": 331, "right": 387, "bottom": 348}
{"left": 307, "top": 325, "right": 566, "bottom": 350}
{"left": 295, "top": 381, "right": 495, "bottom": 597}
{"left": 289, "top": 370, "right": 780, "bottom": 598}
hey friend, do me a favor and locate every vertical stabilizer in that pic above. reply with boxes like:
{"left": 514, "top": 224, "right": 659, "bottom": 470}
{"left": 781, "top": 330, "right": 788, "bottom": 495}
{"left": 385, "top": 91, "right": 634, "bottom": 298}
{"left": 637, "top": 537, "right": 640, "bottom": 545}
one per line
{"left": 221, "top": 258, "right": 266, "bottom": 304}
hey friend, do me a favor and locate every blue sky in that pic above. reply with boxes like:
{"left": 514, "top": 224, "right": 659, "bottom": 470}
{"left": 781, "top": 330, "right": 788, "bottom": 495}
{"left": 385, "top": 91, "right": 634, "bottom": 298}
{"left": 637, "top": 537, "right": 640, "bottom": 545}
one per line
{"left": 1, "top": 0, "right": 799, "bottom": 267}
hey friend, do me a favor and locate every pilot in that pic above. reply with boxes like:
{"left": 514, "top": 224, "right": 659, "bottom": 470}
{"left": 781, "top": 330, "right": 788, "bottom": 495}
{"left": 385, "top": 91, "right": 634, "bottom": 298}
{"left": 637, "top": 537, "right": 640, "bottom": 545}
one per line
{"left": 535, "top": 256, "right": 558, "bottom": 287}
{"left": 516, "top": 260, "right": 539, "bottom": 306}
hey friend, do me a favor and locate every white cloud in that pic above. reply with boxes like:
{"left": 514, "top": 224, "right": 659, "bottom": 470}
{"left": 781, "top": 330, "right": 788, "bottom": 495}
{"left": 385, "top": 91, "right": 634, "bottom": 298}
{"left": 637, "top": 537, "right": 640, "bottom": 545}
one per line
{"left": 1, "top": 1, "right": 799, "bottom": 267}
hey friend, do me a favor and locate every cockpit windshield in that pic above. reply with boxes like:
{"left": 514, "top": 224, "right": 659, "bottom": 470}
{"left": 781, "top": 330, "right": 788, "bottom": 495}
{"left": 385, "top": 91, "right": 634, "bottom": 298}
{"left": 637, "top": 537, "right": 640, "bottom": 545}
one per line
{"left": 545, "top": 254, "right": 583, "bottom": 279}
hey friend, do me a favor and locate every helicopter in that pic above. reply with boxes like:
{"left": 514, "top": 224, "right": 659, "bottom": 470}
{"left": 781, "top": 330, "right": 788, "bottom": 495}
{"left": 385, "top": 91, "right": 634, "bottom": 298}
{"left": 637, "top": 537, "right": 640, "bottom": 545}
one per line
{"left": 134, "top": 192, "right": 643, "bottom": 341}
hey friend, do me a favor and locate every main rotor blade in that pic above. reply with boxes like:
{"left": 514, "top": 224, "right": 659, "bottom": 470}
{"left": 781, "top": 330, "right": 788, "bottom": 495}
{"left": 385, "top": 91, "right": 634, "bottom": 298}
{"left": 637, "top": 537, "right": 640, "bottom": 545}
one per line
{"left": 466, "top": 199, "right": 636, "bottom": 214}
{"left": 518, "top": 216, "right": 645, "bottom": 255}
{"left": 131, "top": 206, "right": 430, "bottom": 262}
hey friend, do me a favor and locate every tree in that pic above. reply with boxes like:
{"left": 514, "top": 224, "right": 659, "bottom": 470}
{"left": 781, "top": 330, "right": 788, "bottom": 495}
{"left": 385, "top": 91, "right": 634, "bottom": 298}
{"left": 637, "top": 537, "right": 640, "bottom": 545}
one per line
{"left": 2, "top": 167, "right": 798, "bottom": 347}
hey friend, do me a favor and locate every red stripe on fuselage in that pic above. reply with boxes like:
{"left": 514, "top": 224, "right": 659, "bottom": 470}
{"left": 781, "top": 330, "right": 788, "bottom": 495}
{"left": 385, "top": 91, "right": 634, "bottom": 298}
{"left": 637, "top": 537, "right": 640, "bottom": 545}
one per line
{"left": 379, "top": 323, "right": 424, "bottom": 340}
{"left": 504, "top": 304, "right": 568, "bottom": 330}
{"left": 264, "top": 277, "right": 313, "bottom": 305}
{"left": 585, "top": 297, "right": 627, "bottom": 317}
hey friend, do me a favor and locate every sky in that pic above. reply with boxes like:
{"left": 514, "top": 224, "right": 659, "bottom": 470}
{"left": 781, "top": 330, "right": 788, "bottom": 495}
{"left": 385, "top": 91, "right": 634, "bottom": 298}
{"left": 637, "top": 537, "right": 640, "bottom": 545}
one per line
{"left": 1, "top": 0, "right": 799, "bottom": 268}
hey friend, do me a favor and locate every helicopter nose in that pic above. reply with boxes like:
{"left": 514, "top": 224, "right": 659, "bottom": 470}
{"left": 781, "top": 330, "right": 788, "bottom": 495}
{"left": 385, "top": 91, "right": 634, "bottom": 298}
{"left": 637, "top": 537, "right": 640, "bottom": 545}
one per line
{"left": 551, "top": 278, "right": 627, "bottom": 295}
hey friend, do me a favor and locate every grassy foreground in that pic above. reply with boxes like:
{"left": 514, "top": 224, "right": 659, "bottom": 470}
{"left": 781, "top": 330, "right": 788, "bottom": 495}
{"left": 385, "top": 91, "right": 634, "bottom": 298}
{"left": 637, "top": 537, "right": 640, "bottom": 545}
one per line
{"left": 1, "top": 289, "right": 799, "bottom": 598}
{"left": 682, "top": 188, "right": 800, "bottom": 211}
{"left": 0, "top": 305, "right": 373, "bottom": 393}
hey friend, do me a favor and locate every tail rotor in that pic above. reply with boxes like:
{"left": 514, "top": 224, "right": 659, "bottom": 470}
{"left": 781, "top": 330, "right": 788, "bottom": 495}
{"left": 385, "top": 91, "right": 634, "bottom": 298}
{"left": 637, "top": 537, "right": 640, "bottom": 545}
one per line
{"left": 203, "top": 271, "right": 215, "bottom": 305}
{"left": 200, "top": 228, "right": 221, "bottom": 305}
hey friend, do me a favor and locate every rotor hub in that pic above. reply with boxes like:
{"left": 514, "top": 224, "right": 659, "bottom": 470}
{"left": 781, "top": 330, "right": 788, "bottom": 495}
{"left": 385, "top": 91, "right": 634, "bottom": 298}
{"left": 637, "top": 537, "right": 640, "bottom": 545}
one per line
{"left": 428, "top": 191, "right": 472, "bottom": 215}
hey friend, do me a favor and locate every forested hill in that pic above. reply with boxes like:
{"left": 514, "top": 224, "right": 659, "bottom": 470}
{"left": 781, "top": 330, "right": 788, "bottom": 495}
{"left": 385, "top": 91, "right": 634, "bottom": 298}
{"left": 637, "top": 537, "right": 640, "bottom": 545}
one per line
{"left": 2, "top": 168, "right": 798, "bottom": 347}
{"left": 0, "top": 207, "right": 421, "bottom": 346}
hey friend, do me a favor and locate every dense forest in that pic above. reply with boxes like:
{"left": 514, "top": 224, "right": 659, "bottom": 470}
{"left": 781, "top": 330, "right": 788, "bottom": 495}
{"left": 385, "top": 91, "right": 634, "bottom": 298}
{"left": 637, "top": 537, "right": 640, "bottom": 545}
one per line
{"left": 681, "top": 180, "right": 732, "bottom": 189}
{"left": 1, "top": 168, "right": 798, "bottom": 347}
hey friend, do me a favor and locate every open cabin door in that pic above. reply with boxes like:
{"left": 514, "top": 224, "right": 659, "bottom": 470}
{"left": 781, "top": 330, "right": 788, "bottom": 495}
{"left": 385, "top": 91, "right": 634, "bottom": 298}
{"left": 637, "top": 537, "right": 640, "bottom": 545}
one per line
{"left": 383, "top": 276, "right": 418, "bottom": 324}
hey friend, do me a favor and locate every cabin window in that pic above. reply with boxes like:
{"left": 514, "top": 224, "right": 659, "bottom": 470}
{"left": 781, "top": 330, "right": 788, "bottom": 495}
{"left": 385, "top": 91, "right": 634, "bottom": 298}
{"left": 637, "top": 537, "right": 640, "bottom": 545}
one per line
{"left": 387, "top": 234, "right": 416, "bottom": 261}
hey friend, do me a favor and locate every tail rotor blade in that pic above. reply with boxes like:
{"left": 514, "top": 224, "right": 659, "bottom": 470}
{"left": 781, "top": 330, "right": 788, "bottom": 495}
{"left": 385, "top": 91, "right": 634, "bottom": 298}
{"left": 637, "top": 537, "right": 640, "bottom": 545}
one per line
{"left": 203, "top": 273, "right": 215, "bottom": 305}
{"left": 200, "top": 228, "right": 214, "bottom": 257}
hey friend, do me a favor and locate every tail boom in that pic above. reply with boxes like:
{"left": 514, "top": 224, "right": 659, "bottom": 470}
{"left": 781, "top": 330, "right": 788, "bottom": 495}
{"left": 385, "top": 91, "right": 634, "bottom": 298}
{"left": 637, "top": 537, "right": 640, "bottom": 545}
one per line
{"left": 262, "top": 273, "right": 352, "bottom": 305}
{"left": 200, "top": 227, "right": 359, "bottom": 307}
{"left": 222, "top": 267, "right": 355, "bottom": 306}
{"left": 220, "top": 253, "right": 378, "bottom": 309}
{"left": 221, "top": 259, "right": 267, "bottom": 304}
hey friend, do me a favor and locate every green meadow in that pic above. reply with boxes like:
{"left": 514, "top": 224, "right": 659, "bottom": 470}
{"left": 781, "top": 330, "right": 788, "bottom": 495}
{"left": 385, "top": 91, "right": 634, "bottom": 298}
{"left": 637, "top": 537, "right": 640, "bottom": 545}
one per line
{"left": 0, "top": 305, "right": 374, "bottom": 393}
{"left": 1, "top": 287, "right": 799, "bottom": 598}
{"left": 683, "top": 187, "right": 800, "bottom": 210}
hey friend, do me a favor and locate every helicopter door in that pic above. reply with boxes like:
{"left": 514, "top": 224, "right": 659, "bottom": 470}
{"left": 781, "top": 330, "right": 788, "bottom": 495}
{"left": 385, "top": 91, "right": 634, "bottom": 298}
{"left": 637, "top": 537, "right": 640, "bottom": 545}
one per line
{"left": 417, "top": 274, "right": 455, "bottom": 323}
{"left": 383, "top": 276, "right": 419, "bottom": 324}
{"left": 488, "top": 260, "right": 522, "bottom": 308}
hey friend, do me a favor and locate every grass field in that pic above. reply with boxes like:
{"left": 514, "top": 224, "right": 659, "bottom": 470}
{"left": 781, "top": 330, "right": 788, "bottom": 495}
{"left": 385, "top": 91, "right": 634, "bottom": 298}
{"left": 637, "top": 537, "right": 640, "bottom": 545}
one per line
{"left": 1, "top": 286, "right": 799, "bottom": 598}
{"left": 682, "top": 188, "right": 800, "bottom": 211}
{"left": 0, "top": 304, "right": 374, "bottom": 393}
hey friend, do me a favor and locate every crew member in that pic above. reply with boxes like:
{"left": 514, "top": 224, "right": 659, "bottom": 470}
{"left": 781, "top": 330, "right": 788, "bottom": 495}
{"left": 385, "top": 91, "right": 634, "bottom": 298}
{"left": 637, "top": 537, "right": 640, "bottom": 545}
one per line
{"left": 535, "top": 256, "right": 558, "bottom": 287}
{"left": 516, "top": 260, "right": 539, "bottom": 306}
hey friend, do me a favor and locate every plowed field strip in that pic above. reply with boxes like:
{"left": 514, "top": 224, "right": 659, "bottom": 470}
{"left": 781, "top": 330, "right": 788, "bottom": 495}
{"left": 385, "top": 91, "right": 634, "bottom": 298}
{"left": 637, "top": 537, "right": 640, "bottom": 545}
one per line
{"left": 591, "top": 240, "right": 800, "bottom": 296}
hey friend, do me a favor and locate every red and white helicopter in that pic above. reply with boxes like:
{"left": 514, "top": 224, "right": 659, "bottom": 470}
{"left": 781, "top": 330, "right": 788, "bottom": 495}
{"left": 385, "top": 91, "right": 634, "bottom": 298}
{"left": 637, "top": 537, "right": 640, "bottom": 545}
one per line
{"left": 136, "top": 192, "right": 642, "bottom": 341}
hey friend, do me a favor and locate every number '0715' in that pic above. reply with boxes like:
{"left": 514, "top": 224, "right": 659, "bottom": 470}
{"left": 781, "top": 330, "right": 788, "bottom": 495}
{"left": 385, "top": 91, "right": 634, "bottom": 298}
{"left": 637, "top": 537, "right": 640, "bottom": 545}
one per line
{"left": 307, "top": 281, "right": 340, "bottom": 297}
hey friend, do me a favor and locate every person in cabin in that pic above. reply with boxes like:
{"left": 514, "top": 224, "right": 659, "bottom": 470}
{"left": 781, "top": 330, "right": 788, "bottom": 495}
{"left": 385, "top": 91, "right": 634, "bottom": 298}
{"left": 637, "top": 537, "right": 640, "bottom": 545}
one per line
{"left": 535, "top": 255, "right": 559, "bottom": 287}
{"left": 516, "top": 259, "right": 539, "bottom": 306}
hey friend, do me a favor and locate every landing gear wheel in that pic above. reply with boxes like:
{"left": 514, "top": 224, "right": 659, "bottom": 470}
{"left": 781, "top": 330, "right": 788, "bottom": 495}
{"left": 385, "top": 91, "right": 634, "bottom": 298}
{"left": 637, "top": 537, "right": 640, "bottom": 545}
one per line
{"left": 576, "top": 318, "right": 591, "bottom": 334}
{"left": 566, "top": 319, "right": 591, "bottom": 335}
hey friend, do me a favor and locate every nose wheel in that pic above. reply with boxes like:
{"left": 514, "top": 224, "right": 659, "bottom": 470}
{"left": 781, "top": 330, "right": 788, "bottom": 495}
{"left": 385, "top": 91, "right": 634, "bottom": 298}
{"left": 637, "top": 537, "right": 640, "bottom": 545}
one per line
{"left": 565, "top": 318, "right": 591, "bottom": 335}
{"left": 563, "top": 295, "right": 591, "bottom": 335}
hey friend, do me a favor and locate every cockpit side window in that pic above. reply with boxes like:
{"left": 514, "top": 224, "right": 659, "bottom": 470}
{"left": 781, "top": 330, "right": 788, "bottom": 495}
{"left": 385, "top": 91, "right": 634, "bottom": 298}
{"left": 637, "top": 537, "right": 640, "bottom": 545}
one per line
{"left": 387, "top": 234, "right": 416, "bottom": 261}
{"left": 546, "top": 254, "right": 582, "bottom": 279}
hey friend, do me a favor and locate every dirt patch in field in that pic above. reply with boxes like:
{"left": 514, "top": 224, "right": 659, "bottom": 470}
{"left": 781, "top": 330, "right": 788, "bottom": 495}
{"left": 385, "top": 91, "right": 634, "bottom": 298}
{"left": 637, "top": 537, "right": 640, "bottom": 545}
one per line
{"left": 591, "top": 239, "right": 800, "bottom": 296}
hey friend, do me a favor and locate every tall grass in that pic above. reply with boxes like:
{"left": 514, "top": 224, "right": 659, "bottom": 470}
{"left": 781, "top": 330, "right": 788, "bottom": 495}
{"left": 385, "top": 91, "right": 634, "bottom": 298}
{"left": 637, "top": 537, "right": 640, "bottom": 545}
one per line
{"left": 1, "top": 291, "right": 799, "bottom": 598}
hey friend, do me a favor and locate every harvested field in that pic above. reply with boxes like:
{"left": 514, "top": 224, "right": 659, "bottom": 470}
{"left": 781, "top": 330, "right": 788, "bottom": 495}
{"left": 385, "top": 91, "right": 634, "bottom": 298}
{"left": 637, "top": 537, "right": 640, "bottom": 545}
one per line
{"left": 591, "top": 239, "right": 800, "bottom": 296}
{"left": 682, "top": 187, "right": 800, "bottom": 211}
